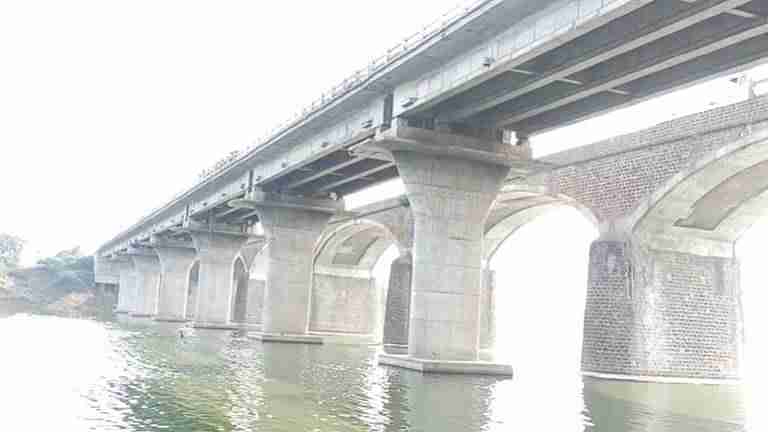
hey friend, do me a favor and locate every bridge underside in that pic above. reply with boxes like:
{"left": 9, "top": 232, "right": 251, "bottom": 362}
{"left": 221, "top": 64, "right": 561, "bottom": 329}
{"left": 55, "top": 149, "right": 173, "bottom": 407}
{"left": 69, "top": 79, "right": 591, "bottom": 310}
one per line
{"left": 408, "top": 0, "right": 768, "bottom": 134}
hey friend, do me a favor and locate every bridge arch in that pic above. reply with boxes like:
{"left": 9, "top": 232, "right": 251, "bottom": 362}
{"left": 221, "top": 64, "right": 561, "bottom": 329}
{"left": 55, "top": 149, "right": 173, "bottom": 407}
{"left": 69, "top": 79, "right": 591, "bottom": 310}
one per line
{"left": 484, "top": 187, "right": 599, "bottom": 264}
{"left": 184, "top": 259, "right": 200, "bottom": 320}
{"left": 629, "top": 127, "right": 768, "bottom": 256}
{"left": 310, "top": 218, "right": 405, "bottom": 339}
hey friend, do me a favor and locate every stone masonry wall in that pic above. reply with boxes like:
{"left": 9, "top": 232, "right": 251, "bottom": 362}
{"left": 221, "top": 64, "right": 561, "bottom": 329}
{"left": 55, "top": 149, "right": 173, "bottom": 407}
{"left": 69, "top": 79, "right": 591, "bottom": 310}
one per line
{"left": 310, "top": 274, "right": 377, "bottom": 334}
{"left": 538, "top": 95, "right": 768, "bottom": 222}
{"left": 582, "top": 239, "right": 742, "bottom": 379}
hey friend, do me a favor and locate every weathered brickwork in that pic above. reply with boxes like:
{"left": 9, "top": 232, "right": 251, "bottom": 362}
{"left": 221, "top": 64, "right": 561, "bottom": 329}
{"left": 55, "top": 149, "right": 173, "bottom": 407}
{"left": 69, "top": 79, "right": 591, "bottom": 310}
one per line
{"left": 582, "top": 239, "right": 743, "bottom": 380}
{"left": 538, "top": 95, "right": 768, "bottom": 221}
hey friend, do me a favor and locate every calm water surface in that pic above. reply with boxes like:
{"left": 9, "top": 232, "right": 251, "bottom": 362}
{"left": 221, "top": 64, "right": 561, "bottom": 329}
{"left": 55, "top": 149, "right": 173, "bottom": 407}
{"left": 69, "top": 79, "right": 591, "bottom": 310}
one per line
{"left": 0, "top": 314, "right": 756, "bottom": 431}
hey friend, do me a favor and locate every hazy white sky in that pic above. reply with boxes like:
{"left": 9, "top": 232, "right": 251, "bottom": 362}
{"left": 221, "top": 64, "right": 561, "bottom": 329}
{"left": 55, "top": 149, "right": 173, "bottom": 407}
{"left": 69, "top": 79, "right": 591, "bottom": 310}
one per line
{"left": 1, "top": 0, "right": 767, "bottom": 265}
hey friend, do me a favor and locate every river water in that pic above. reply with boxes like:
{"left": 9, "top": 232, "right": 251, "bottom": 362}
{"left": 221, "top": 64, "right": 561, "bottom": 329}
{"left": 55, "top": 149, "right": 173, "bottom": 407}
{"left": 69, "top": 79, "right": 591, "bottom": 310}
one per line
{"left": 0, "top": 313, "right": 760, "bottom": 431}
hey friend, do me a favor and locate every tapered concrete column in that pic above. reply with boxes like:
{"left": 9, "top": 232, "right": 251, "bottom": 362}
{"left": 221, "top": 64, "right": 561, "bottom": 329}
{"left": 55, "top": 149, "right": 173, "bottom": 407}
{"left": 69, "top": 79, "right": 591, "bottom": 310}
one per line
{"left": 129, "top": 251, "right": 161, "bottom": 318}
{"left": 365, "top": 124, "right": 540, "bottom": 375}
{"left": 581, "top": 234, "right": 743, "bottom": 382}
{"left": 383, "top": 255, "right": 496, "bottom": 354}
{"left": 230, "top": 191, "right": 342, "bottom": 343}
{"left": 115, "top": 258, "right": 136, "bottom": 314}
{"left": 189, "top": 229, "right": 250, "bottom": 329}
{"left": 153, "top": 239, "right": 197, "bottom": 322}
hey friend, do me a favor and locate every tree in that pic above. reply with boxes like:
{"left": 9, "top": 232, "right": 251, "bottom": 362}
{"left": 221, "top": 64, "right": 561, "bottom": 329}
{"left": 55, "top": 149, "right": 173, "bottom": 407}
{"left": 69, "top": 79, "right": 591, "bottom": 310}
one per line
{"left": 37, "top": 247, "right": 94, "bottom": 292}
{"left": 0, "top": 233, "right": 24, "bottom": 292}
{"left": 0, "top": 233, "right": 24, "bottom": 270}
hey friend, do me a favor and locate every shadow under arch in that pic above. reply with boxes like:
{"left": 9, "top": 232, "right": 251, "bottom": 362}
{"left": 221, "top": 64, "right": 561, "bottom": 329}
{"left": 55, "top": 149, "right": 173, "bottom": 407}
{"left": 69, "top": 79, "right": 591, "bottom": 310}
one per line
{"left": 628, "top": 127, "right": 768, "bottom": 255}
{"left": 185, "top": 259, "right": 200, "bottom": 320}
{"left": 230, "top": 256, "right": 249, "bottom": 324}
{"left": 311, "top": 218, "right": 405, "bottom": 340}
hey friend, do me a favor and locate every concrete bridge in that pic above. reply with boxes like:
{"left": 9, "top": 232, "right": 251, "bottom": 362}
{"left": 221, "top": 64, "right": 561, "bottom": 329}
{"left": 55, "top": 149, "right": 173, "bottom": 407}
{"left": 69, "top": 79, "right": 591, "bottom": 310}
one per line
{"left": 96, "top": 0, "right": 768, "bottom": 379}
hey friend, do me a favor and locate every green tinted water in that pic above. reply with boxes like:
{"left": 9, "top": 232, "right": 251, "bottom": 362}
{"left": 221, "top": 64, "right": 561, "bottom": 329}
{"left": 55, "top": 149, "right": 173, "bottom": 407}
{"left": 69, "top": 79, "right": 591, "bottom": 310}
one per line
{"left": 0, "top": 314, "right": 751, "bottom": 431}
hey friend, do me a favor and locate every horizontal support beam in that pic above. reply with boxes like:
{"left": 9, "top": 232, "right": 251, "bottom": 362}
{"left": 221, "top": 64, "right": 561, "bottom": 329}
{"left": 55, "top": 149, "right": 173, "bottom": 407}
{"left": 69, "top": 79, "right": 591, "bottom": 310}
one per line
{"left": 313, "top": 162, "right": 396, "bottom": 194}
{"left": 283, "top": 153, "right": 364, "bottom": 190}
{"left": 493, "top": 17, "right": 768, "bottom": 128}
{"left": 439, "top": 0, "right": 752, "bottom": 123}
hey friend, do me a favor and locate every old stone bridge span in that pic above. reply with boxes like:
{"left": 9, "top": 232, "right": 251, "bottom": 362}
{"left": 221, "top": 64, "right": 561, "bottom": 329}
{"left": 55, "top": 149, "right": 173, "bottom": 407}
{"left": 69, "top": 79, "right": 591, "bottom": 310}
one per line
{"left": 96, "top": 0, "right": 768, "bottom": 379}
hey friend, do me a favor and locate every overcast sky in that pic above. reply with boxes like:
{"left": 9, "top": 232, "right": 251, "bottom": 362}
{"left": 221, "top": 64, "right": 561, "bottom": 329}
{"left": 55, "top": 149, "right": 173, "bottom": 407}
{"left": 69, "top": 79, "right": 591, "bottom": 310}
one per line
{"left": 1, "top": 0, "right": 767, "bottom": 265}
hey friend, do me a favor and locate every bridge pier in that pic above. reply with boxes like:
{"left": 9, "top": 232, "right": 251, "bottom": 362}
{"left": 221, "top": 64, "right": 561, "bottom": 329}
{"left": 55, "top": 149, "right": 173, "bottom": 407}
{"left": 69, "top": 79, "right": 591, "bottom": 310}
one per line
{"left": 383, "top": 252, "right": 412, "bottom": 354}
{"left": 581, "top": 233, "right": 744, "bottom": 382}
{"left": 367, "top": 124, "right": 537, "bottom": 375}
{"left": 189, "top": 229, "right": 250, "bottom": 329}
{"left": 128, "top": 249, "right": 161, "bottom": 318}
{"left": 153, "top": 239, "right": 197, "bottom": 322}
{"left": 232, "top": 192, "right": 341, "bottom": 343}
{"left": 115, "top": 257, "right": 136, "bottom": 314}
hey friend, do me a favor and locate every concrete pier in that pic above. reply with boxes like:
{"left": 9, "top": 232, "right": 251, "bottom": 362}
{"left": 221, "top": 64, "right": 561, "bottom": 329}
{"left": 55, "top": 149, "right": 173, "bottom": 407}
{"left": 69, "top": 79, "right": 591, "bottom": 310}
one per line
{"left": 367, "top": 124, "right": 538, "bottom": 375}
{"left": 232, "top": 191, "right": 342, "bottom": 343}
{"left": 128, "top": 250, "right": 161, "bottom": 318}
{"left": 189, "top": 228, "right": 250, "bottom": 329}
{"left": 115, "top": 257, "right": 136, "bottom": 314}
{"left": 153, "top": 238, "right": 197, "bottom": 322}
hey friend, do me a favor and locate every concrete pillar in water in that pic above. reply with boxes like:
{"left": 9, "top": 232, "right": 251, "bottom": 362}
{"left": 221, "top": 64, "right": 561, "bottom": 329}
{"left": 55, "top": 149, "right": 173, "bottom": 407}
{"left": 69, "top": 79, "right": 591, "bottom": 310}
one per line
{"left": 152, "top": 237, "right": 197, "bottom": 322}
{"left": 189, "top": 227, "right": 250, "bottom": 329}
{"left": 127, "top": 248, "right": 161, "bottom": 318}
{"left": 383, "top": 252, "right": 412, "bottom": 354}
{"left": 230, "top": 191, "right": 342, "bottom": 343}
{"left": 383, "top": 254, "right": 496, "bottom": 354}
{"left": 366, "top": 123, "right": 540, "bottom": 375}
{"left": 581, "top": 233, "right": 744, "bottom": 382}
{"left": 115, "top": 257, "right": 136, "bottom": 314}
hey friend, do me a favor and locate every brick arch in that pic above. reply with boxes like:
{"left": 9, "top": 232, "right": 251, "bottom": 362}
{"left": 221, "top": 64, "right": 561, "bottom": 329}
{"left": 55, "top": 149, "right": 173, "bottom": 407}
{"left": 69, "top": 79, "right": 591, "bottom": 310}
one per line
{"left": 484, "top": 188, "right": 599, "bottom": 263}
{"left": 629, "top": 127, "right": 768, "bottom": 256}
{"left": 314, "top": 218, "right": 405, "bottom": 272}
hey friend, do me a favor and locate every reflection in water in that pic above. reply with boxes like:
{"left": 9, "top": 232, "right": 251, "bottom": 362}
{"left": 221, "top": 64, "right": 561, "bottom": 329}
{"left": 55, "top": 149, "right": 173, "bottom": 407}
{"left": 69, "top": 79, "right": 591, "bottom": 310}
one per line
{"left": 0, "top": 314, "right": 757, "bottom": 431}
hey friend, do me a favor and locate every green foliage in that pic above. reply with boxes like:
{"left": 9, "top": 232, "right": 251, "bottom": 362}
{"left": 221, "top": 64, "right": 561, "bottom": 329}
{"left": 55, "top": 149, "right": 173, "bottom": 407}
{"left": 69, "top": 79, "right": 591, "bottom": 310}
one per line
{"left": 37, "top": 246, "right": 95, "bottom": 292}
{"left": 0, "top": 233, "right": 24, "bottom": 270}
{"left": 0, "top": 233, "right": 24, "bottom": 291}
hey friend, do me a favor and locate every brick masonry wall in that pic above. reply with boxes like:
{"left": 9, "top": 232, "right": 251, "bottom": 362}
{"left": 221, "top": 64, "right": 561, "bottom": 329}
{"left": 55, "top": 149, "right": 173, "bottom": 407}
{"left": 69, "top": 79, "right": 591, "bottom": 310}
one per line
{"left": 537, "top": 95, "right": 768, "bottom": 221}
{"left": 582, "top": 239, "right": 743, "bottom": 379}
